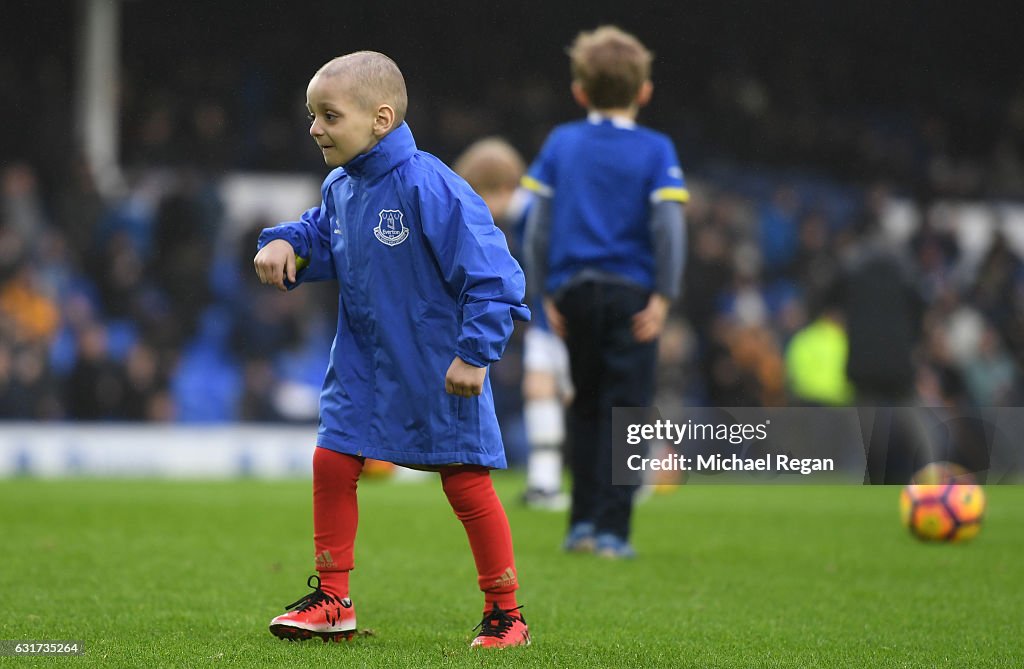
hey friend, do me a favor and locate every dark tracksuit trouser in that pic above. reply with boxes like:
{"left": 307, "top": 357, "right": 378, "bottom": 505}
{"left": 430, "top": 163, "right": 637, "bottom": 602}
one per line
{"left": 556, "top": 280, "right": 658, "bottom": 540}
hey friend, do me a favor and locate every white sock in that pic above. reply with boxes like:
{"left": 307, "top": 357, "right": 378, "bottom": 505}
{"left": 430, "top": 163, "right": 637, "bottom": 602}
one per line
{"left": 527, "top": 449, "right": 562, "bottom": 493}
{"left": 524, "top": 399, "right": 564, "bottom": 492}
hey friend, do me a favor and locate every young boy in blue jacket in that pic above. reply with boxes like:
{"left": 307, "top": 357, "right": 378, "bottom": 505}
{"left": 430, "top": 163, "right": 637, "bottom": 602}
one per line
{"left": 253, "top": 51, "right": 531, "bottom": 648}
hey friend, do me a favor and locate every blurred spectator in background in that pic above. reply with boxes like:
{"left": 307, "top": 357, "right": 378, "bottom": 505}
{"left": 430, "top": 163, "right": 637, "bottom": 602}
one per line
{"left": 784, "top": 307, "right": 854, "bottom": 407}
{"left": 681, "top": 193, "right": 736, "bottom": 403}
{"left": 150, "top": 186, "right": 217, "bottom": 342}
{"left": 1, "top": 262, "right": 60, "bottom": 345}
{"left": 0, "top": 166, "right": 62, "bottom": 419}
{"left": 835, "top": 188, "right": 927, "bottom": 406}
{"left": 758, "top": 186, "right": 801, "bottom": 282}
{"left": 65, "top": 321, "right": 124, "bottom": 420}
{"left": 121, "top": 340, "right": 172, "bottom": 421}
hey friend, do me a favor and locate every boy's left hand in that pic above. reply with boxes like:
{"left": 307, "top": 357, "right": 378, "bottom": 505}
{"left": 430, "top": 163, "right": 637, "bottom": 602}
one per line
{"left": 445, "top": 357, "right": 487, "bottom": 397}
{"left": 543, "top": 298, "right": 567, "bottom": 338}
{"left": 632, "top": 294, "right": 670, "bottom": 342}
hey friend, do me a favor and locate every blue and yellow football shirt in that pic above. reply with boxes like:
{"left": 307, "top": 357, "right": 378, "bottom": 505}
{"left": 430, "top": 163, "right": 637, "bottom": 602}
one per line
{"left": 523, "top": 112, "right": 688, "bottom": 294}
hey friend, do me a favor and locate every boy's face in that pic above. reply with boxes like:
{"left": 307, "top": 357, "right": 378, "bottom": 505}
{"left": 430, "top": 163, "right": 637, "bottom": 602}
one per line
{"left": 306, "top": 74, "right": 380, "bottom": 167}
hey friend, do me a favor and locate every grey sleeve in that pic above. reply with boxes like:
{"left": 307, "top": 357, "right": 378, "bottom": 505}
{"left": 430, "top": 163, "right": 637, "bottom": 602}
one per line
{"left": 523, "top": 194, "right": 553, "bottom": 300}
{"left": 651, "top": 200, "right": 686, "bottom": 300}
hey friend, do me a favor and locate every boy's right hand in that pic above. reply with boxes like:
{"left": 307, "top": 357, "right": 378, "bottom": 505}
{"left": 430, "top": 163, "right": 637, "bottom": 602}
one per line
{"left": 253, "top": 239, "right": 297, "bottom": 291}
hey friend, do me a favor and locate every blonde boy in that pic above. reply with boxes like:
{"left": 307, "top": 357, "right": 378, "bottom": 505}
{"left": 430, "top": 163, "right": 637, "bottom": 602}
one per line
{"left": 523, "top": 27, "right": 688, "bottom": 558}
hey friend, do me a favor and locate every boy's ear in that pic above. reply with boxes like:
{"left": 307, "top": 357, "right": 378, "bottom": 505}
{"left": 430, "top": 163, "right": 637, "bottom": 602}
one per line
{"left": 571, "top": 81, "right": 590, "bottom": 109}
{"left": 373, "top": 104, "right": 397, "bottom": 136}
{"left": 636, "top": 80, "right": 653, "bottom": 108}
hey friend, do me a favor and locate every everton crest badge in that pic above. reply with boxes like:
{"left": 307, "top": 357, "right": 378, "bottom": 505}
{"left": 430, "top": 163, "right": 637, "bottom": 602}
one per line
{"left": 374, "top": 209, "right": 409, "bottom": 246}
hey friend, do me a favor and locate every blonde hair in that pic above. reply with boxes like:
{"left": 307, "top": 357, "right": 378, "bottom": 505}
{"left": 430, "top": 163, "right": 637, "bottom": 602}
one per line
{"left": 317, "top": 51, "right": 409, "bottom": 123}
{"left": 453, "top": 137, "right": 525, "bottom": 194}
{"left": 568, "top": 26, "right": 652, "bottom": 109}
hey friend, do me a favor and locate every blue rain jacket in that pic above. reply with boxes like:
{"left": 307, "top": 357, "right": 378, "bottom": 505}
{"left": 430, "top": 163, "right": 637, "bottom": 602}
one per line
{"left": 258, "top": 123, "right": 529, "bottom": 468}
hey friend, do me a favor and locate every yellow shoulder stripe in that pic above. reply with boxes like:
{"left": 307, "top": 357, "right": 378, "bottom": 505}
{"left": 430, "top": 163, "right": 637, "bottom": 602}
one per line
{"left": 651, "top": 186, "right": 690, "bottom": 203}
{"left": 521, "top": 175, "right": 553, "bottom": 197}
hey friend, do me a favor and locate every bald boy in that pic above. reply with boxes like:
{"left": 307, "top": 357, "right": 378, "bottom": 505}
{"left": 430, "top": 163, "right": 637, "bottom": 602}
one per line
{"left": 254, "top": 52, "right": 532, "bottom": 648}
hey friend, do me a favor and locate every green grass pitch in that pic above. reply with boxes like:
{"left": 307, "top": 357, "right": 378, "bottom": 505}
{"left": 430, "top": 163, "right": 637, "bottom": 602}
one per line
{"left": 1, "top": 475, "right": 1021, "bottom": 668}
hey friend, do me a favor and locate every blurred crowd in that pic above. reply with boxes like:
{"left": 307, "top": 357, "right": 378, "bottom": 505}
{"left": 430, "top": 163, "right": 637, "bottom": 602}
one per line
{"left": 4, "top": 153, "right": 1024, "bottom": 455}
{"left": 0, "top": 160, "right": 343, "bottom": 424}
{"left": 663, "top": 180, "right": 1024, "bottom": 414}
{"left": 4, "top": 5, "right": 1024, "bottom": 467}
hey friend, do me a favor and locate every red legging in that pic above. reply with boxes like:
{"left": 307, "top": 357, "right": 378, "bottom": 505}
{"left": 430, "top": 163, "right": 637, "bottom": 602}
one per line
{"left": 312, "top": 447, "right": 518, "bottom": 606}
{"left": 439, "top": 464, "right": 518, "bottom": 599}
